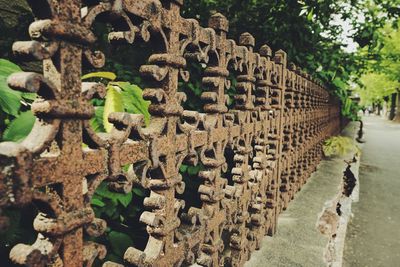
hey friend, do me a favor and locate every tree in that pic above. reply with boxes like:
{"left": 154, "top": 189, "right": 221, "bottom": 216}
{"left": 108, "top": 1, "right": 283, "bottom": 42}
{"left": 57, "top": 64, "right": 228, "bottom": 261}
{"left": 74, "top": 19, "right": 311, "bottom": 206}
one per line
{"left": 354, "top": 18, "right": 400, "bottom": 120}
{"left": 356, "top": 72, "right": 399, "bottom": 105}
{"left": 380, "top": 22, "right": 400, "bottom": 121}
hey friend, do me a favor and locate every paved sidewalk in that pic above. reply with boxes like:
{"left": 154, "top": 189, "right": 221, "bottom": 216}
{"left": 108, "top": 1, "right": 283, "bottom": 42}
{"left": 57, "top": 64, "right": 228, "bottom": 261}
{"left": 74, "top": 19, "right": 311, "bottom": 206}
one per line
{"left": 343, "top": 116, "right": 400, "bottom": 267}
{"left": 245, "top": 123, "right": 358, "bottom": 267}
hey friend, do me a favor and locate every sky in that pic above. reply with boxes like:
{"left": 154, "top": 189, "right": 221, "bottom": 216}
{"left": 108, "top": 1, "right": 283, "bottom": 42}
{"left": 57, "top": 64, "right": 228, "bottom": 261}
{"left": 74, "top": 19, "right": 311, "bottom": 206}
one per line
{"left": 324, "top": 2, "right": 366, "bottom": 53}
{"left": 332, "top": 14, "right": 360, "bottom": 53}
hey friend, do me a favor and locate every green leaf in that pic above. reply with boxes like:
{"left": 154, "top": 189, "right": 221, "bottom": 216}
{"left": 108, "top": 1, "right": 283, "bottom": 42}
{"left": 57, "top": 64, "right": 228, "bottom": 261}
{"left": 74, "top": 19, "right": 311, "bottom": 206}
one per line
{"left": 179, "top": 164, "right": 188, "bottom": 173}
{"left": 82, "top": 72, "right": 117, "bottom": 81}
{"left": 117, "top": 192, "right": 132, "bottom": 207}
{"left": 3, "top": 111, "right": 35, "bottom": 142}
{"left": 132, "top": 187, "right": 145, "bottom": 197}
{"left": 0, "top": 58, "right": 22, "bottom": 76}
{"left": 332, "top": 77, "right": 347, "bottom": 90}
{"left": 122, "top": 164, "right": 131, "bottom": 172}
{"left": 104, "top": 85, "right": 124, "bottom": 132}
{"left": 104, "top": 202, "right": 117, "bottom": 218}
{"left": 0, "top": 86, "right": 21, "bottom": 116}
{"left": 21, "top": 92, "right": 37, "bottom": 101}
{"left": 94, "top": 182, "right": 133, "bottom": 207}
{"left": 95, "top": 183, "right": 118, "bottom": 199}
{"left": 114, "top": 82, "right": 151, "bottom": 126}
{"left": 91, "top": 197, "right": 106, "bottom": 207}
{"left": 108, "top": 231, "right": 133, "bottom": 257}
{"left": 307, "top": 8, "right": 314, "bottom": 21}
{"left": 299, "top": 8, "right": 308, "bottom": 17}
{"left": 94, "top": 182, "right": 112, "bottom": 198}
{"left": 90, "top": 106, "right": 105, "bottom": 132}
{"left": 187, "top": 164, "right": 201, "bottom": 176}
{"left": 0, "top": 59, "right": 23, "bottom": 116}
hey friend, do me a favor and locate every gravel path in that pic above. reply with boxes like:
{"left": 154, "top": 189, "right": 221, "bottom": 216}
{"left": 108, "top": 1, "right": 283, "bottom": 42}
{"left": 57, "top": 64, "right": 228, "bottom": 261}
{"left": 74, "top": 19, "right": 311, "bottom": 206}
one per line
{"left": 344, "top": 116, "right": 400, "bottom": 267}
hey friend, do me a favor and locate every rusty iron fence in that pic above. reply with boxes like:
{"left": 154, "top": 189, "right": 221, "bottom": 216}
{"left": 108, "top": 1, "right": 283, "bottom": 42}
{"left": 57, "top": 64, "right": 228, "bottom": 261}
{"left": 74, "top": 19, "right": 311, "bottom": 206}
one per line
{"left": 0, "top": 0, "right": 341, "bottom": 266}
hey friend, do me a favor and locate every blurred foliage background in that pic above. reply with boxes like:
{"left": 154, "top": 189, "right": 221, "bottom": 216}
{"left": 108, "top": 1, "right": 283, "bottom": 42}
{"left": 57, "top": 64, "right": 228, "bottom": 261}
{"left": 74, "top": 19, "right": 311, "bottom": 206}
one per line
{"left": 0, "top": 0, "right": 399, "bottom": 265}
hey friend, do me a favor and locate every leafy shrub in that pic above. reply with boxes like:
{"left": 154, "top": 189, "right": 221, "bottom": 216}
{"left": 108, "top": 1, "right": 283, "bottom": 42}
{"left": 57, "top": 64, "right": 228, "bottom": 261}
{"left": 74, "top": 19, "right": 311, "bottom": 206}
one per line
{"left": 80, "top": 71, "right": 151, "bottom": 263}
{"left": 323, "top": 136, "right": 360, "bottom": 157}
{"left": 0, "top": 58, "right": 36, "bottom": 142}
{"left": 82, "top": 71, "right": 150, "bottom": 132}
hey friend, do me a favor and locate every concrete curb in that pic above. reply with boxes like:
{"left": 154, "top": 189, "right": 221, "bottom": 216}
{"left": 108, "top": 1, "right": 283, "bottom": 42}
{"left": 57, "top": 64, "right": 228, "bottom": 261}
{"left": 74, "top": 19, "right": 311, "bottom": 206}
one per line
{"left": 317, "top": 126, "right": 361, "bottom": 267}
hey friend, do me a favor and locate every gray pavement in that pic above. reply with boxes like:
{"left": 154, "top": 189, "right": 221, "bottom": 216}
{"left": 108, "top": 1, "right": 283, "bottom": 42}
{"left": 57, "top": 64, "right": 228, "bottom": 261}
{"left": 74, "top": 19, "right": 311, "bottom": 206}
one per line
{"left": 343, "top": 116, "right": 400, "bottom": 267}
{"left": 245, "top": 123, "right": 358, "bottom": 267}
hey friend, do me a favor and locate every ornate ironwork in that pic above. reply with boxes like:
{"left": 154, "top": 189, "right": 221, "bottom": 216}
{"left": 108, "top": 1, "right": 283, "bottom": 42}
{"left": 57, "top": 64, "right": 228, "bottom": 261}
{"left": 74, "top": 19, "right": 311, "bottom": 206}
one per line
{"left": 0, "top": 0, "right": 340, "bottom": 266}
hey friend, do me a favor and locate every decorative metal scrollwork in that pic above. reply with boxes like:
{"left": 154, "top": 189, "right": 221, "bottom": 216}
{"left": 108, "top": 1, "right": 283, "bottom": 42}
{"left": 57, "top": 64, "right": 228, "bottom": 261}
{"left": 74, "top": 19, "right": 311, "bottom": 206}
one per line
{"left": 0, "top": 0, "right": 340, "bottom": 266}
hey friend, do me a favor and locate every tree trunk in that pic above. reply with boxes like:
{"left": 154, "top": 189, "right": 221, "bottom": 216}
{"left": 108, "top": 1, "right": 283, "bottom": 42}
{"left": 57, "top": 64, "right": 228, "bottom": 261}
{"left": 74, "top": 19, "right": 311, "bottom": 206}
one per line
{"left": 394, "top": 89, "right": 400, "bottom": 123}
{"left": 389, "top": 92, "right": 397, "bottom": 120}
{"left": 383, "top": 100, "right": 388, "bottom": 118}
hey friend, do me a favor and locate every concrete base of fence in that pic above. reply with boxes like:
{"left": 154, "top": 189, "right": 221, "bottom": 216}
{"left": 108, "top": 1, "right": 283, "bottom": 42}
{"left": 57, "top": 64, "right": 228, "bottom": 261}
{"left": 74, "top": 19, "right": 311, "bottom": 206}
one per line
{"left": 244, "top": 122, "right": 360, "bottom": 267}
